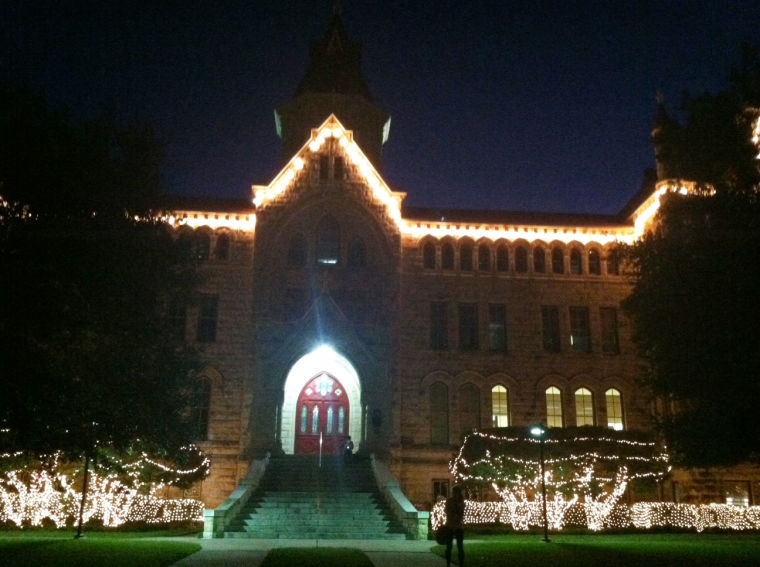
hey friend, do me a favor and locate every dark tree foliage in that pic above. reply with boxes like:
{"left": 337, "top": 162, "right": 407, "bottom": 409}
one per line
{"left": 0, "top": 84, "right": 203, "bottom": 464}
{"left": 623, "top": 46, "right": 760, "bottom": 467}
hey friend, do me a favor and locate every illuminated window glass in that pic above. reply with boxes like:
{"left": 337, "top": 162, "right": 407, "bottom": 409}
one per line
{"left": 515, "top": 246, "right": 528, "bottom": 273}
{"left": 338, "top": 406, "right": 345, "bottom": 434}
{"left": 491, "top": 385, "right": 509, "bottom": 427}
{"left": 552, "top": 247, "right": 564, "bottom": 274}
{"left": 459, "top": 383, "right": 480, "bottom": 434}
{"left": 478, "top": 244, "right": 491, "bottom": 271}
{"left": 588, "top": 249, "right": 601, "bottom": 275}
{"left": 724, "top": 481, "right": 750, "bottom": 507}
{"left": 423, "top": 242, "right": 436, "bottom": 269}
{"left": 605, "top": 388, "right": 624, "bottom": 430}
{"left": 326, "top": 406, "right": 334, "bottom": 433}
{"left": 300, "top": 405, "right": 308, "bottom": 433}
{"left": 442, "top": 242, "right": 454, "bottom": 269}
{"left": 570, "top": 248, "right": 582, "bottom": 274}
{"left": 316, "top": 217, "right": 340, "bottom": 265}
{"left": 430, "top": 382, "right": 449, "bottom": 445}
{"left": 311, "top": 405, "right": 319, "bottom": 434}
{"left": 545, "top": 386, "right": 563, "bottom": 428}
{"left": 460, "top": 240, "right": 473, "bottom": 271}
{"left": 496, "top": 244, "right": 509, "bottom": 272}
{"left": 533, "top": 247, "right": 546, "bottom": 273}
{"left": 574, "top": 388, "right": 594, "bottom": 426}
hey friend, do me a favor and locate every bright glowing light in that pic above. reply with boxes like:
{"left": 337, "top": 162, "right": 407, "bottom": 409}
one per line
{"left": 530, "top": 426, "right": 545, "bottom": 437}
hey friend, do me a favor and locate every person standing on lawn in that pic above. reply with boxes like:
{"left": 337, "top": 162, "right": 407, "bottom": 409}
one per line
{"left": 444, "top": 484, "right": 465, "bottom": 566}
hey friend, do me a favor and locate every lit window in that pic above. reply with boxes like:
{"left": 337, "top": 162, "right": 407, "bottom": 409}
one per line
{"left": 423, "top": 242, "right": 436, "bottom": 269}
{"left": 491, "top": 385, "right": 509, "bottom": 427}
{"left": 300, "top": 405, "right": 307, "bottom": 433}
{"left": 552, "top": 247, "right": 564, "bottom": 274}
{"left": 569, "top": 306, "right": 591, "bottom": 353}
{"left": 724, "top": 481, "right": 750, "bottom": 507}
{"left": 442, "top": 242, "right": 454, "bottom": 270}
{"left": 316, "top": 217, "right": 340, "bottom": 265}
{"left": 459, "top": 383, "right": 481, "bottom": 434}
{"left": 430, "top": 382, "right": 449, "bottom": 444}
{"left": 460, "top": 240, "right": 473, "bottom": 271}
{"left": 533, "top": 247, "right": 546, "bottom": 273}
{"left": 515, "top": 246, "right": 528, "bottom": 273}
{"left": 570, "top": 247, "right": 582, "bottom": 274}
{"left": 478, "top": 244, "right": 491, "bottom": 271}
{"left": 545, "top": 386, "right": 563, "bottom": 427}
{"left": 588, "top": 249, "right": 601, "bottom": 275}
{"left": 574, "top": 388, "right": 594, "bottom": 426}
{"left": 605, "top": 388, "right": 624, "bottom": 430}
{"left": 496, "top": 244, "right": 509, "bottom": 272}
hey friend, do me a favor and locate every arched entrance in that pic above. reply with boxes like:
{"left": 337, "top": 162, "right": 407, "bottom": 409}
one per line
{"left": 294, "top": 372, "right": 349, "bottom": 454}
{"left": 281, "top": 345, "right": 362, "bottom": 455}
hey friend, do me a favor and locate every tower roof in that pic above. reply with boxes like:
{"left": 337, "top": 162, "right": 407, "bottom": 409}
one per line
{"left": 294, "top": 10, "right": 373, "bottom": 101}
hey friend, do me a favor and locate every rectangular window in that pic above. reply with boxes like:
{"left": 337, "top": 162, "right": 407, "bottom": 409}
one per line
{"left": 430, "top": 302, "right": 448, "bottom": 350}
{"left": 488, "top": 304, "right": 507, "bottom": 351}
{"left": 541, "top": 306, "right": 561, "bottom": 352}
{"left": 197, "top": 294, "right": 219, "bottom": 343}
{"left": 569, "top": 306, "right": 591, "bottom": 353}
{"left": 600, "top": 307, "right": 620, "bottom": 354}
{"left": 433, "top": 479, "right": 450, "bottom": 503}
{"left": 724, "top": 481, "right": 751, "bottom": 506}
{"left": 458, "top": 303, "right": 479, "bottom": 351}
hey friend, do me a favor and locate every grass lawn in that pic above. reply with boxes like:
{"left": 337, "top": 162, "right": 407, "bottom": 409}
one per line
{"left": 260, "top": 547, "right": 373, "bottom": 567}
{"left": 433, "top": 533, "right": 760, "bottom": 566}
{"left": 0, "top": 532, "right": 201, "bottom": 567}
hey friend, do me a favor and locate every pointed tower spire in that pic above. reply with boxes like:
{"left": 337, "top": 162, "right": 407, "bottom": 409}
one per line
{"left": 274, "top": 7, "right": 390, "bottom": 169}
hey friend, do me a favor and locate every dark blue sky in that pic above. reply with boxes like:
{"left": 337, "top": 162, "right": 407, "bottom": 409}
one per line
{"left": 3, "top": 1, "right": 759, "bottom": 214}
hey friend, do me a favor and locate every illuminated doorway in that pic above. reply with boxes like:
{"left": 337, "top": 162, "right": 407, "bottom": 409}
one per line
{"left": 294, "top": 372, "right": 349, "bottom": 454}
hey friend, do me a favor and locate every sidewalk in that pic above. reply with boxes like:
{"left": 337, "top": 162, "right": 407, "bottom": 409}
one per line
{"left": 167, "top": 537, "right": 447, "bottom": 567}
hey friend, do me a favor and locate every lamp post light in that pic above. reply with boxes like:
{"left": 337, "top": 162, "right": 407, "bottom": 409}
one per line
{"left": 530, "top": 424, "right": 550, "bottom": 543}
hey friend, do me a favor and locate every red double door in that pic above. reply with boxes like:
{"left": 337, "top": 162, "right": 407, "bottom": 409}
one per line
{"left": 294, "top": 372, "right": 350, "bottom": 455}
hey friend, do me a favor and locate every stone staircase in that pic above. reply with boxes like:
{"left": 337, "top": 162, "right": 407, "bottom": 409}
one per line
{"left": 224, "top": 455, "right": 407, "bottom": 539}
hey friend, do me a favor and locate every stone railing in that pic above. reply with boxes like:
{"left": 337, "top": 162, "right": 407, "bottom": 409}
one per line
{"left": 371, "top": 454, "right": 429, "bottom": 540}
{"left": 202, "top": 452, "right": 270, "bottom": 539}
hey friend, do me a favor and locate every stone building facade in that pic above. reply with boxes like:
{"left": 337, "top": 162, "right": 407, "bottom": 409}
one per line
{"left": 171, "top": 13, "right": 758, "bottom": 510}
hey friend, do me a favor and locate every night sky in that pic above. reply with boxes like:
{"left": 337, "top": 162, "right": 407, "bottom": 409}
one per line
{"left": 3, "top": 1, "right": 759, "bottom": 214}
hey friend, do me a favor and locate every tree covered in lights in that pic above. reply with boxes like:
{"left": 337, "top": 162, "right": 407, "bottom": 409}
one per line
{"left": 0, "top": 85, "right": 206, "bottom": 485}
{"left": 623, "top": 45, "right": 760, "bottom": 467}
{"left": 450, "top": 427, "right": 669, "bottom": 530}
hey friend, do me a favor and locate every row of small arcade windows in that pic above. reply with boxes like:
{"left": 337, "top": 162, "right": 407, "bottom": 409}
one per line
{"left": 177, "top": 228, "right": 232, "bottom": 262}
{"left": 429, "top": 383, "right": 626, "bottom": 445}
{"left": 429, "top": 303, "right": 620, "bottom": 355}
{"left": 421, "top": 239, "right": 620, "bottom": 276}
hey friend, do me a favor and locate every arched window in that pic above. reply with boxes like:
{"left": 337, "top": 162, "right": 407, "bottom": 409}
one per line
{"left": 588, "top": 249, "right": 601, "bottom": 275}
{"left": 300, "top": 405, "right": 308, "bottom": 433}
{"left": 515, "top": 246, "right": 528, "bottom": 273}
{"left": 496, "top": 244, "right": 509, "bottom": 272}
{"left": 552, "top": 247, "right": 564, "bottom": 274}
{"left": 575, "top": 388, "right": 594, "bottom": 426}
{"left": 311, "top": 405, "right": 319, "bottom": 433}
{"left": 459, "top": 383, "right": 481, "bottom": 434}
{"left": 605, "top": 388, "right": 624, "bottom": 430}
{"left": 423, "top": 242, "right": 436, "bottom": 269}
{"left": 347, "top": 237, "right": 366, "bottom": 267}
{"left": 215, "top": 233, "right": 230, "bottom": 261}
{"left": 460, "top": 240, "right": 473, "bottom": 271}
{"left": 442, "top": 242, "right": 455, "bottom": 270}
{"left": 196, "top": 231, "right": 211, "bottom": 262}
{"left": 545, "top": 386, "right": 563, "bottom": 428}
{"left": 491, "top": 385, "right": 509, "bottom": 427}
{"left": 430, "top": 382, "right": 449, "bottom": 444}
{"left": 533, "top": 247, "right": 546, "bottom": 273}
{"left": 570, "top": 247, "right": 582, "bottom": 274}
{"left": 287, "top": 233, "right": 307, "bottom": 267}
{"left": 478, "top": 244, "right": 491, "bottom": 271}
{"left": 316, "top": 217, "right": 340, "bottom": 265}
{"left": 607, "top": 251, "right": 620, "bottom": 275}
